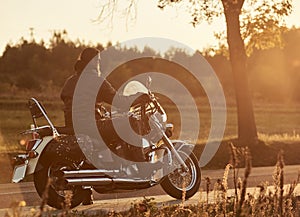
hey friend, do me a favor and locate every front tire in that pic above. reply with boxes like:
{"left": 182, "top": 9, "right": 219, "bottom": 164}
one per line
{"left": 160, "top": 150, "right": 201, "bottom": 199}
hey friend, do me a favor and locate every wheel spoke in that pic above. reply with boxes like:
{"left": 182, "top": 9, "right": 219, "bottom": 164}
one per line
{"left": 168, "top": 155, "right": 197, "bottom": 191}
{"left": 160, "top": 150, "right": 201, "bottom": 200}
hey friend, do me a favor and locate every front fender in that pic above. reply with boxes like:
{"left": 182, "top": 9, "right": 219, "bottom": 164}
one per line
{"left": 172, "top": 140, "right": 195, "bottom": 153}
{"left": 171, "top": 140, "right": 200, "bottom": 167}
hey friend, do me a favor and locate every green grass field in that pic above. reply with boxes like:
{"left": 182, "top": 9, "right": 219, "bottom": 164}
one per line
{"left": 0, "top": 97, "right": 299, "bottom": 153}
{"left": 0, "top": 98, "right": 65, "bottom": 152}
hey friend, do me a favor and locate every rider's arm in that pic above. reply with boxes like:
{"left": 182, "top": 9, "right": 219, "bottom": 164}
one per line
{"left": 96, "top": 79, "right": 147, "bottom": 109}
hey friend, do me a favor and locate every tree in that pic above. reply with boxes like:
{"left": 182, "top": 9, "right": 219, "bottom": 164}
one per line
{"left": 97, "top": 0, "right": 293, "bottom": 145}
{"left": 220, "top": 0, "right": 258, "bottom": 145}
{"left": 157, "top": 0, "right": 292, "bottom": 145}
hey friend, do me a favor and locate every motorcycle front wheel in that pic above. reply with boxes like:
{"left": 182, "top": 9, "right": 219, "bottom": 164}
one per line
{"left": 34, "top": 155, "right": 88, "bottom": 209}
{"left": 160, "top": 150, "right": 201, "bottom": 200}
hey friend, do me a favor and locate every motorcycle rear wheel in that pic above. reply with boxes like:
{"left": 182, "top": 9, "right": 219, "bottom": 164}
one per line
{"left": 34, "top": 155, "right": 88, "bottom": 209}
{"left": 160, "top": 150, "right": 201, "bottom": 200}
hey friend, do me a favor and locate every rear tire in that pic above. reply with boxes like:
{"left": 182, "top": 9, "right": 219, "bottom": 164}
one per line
{"left": 160, "top": 150, "right": 201, "bottom": 199}
{"left": 34, "top": 153, "right": 89, "bottom": 209}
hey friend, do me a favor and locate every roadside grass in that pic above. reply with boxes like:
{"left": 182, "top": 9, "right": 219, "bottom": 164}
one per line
{"left": 4, "top": 144, "right": 300, "bottom": 217}
{"left": 0, "top": 98, "right": 299, "bottom": 153}
{"left": 258, "top": 132, "right": 300, "bottom": 143}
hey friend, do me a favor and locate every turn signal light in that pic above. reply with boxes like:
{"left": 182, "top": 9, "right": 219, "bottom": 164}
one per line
{"left": 28, "top": 151, "right": 38, "bottom": 158}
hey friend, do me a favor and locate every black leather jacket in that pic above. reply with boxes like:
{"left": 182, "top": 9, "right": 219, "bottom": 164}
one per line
{"left": 60, "top": 73, "right": 133, "bottom": 129}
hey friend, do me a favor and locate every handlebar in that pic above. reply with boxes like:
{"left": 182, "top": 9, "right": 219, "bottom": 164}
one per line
{"left": 97, "top": 94, "right": 162, "bottom": 121}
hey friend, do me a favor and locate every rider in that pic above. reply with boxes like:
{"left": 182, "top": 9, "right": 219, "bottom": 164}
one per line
{"left": 60, "top": 47, "right": 148, "bottom": 205}
{"left": 62, "top": 48, "right": 124, "bottom": 130}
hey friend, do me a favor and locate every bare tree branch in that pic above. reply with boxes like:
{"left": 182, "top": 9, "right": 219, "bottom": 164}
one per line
{"left": 94, "top": 0, "right": 138, "bottom": 32}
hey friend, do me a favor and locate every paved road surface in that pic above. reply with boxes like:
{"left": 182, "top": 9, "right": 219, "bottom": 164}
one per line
{"left": 1, "top": 165, "right": 299, "bottom": 216}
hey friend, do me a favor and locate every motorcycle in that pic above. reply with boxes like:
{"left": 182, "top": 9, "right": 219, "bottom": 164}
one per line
{"left": 11, "top": 78, "right": 201, "bottom": 209}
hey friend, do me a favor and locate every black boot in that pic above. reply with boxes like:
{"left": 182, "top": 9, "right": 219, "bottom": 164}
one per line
{"left": 82, "top": 189, "right": 93, "bottom": 205}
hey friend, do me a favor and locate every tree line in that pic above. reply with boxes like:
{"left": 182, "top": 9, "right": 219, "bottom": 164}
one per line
{"left": 0, "top": 28, "right": 299, "bottom": 102}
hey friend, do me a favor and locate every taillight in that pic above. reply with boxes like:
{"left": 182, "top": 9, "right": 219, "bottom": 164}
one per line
{"left": 28, "top": 150, "right": 38, "bottom": 158}
{"left": 25, "top": 139, "right": 40, "bottom": 158}
{"left": 20, "top": 127, "right": 40, "bottom": 151}
{"left": 19, "top": 124, "right": 41, "bottom": 154}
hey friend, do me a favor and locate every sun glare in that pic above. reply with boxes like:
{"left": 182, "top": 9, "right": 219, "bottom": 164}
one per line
{"left": 1, "top": 0, "right": 299, "bottom": 56}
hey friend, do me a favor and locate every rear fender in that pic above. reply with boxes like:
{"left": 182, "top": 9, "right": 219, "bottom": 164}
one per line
{"left": 31, "top": 135, "right": 86, "bottom": 174}
{"left": 26, "top": 136, "right": 54, "bottom": 175}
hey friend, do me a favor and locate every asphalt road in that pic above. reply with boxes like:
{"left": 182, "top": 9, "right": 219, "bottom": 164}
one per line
{"left": 1, "top": 165, "right": 299, "bottom": 216}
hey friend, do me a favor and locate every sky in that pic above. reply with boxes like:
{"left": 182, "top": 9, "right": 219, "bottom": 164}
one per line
{"left": 0, "top": 0, "right": 299, "bottom": 56}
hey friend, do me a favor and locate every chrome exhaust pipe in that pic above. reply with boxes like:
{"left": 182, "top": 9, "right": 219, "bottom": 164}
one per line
{"left": 66, "top": 177, "right": 112, "bottom": 186}
{"left": 62, "top": 169, "right": 120, "bottom": 178}
{"left": 65, "top": 177, "right": 153, "bottom": 187}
